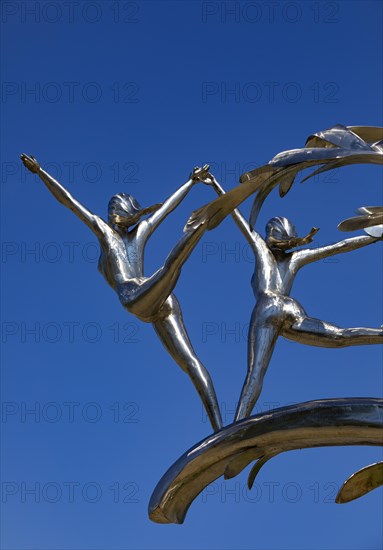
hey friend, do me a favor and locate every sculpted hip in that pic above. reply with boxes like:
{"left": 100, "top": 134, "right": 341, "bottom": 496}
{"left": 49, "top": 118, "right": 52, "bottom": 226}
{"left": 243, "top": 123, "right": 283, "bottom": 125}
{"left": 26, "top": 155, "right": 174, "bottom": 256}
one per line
{"left": 254, "top": 293, "right": 306, "bottom": 328}
{"left": 117, "top": 280, "right": 177, "bottom": 323}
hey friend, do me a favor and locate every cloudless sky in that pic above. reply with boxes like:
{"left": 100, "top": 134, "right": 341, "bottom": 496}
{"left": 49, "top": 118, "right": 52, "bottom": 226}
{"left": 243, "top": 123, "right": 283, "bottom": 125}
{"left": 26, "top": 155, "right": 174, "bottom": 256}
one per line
{"left": 1, "top": 1, "right": 382, "bottom": 549}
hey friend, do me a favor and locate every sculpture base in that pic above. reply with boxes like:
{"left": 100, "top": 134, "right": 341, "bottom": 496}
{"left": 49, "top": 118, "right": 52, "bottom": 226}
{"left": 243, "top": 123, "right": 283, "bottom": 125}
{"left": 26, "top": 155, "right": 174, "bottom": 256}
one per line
{"left": 149, "top": 398, "right": 383, "bottom": 524}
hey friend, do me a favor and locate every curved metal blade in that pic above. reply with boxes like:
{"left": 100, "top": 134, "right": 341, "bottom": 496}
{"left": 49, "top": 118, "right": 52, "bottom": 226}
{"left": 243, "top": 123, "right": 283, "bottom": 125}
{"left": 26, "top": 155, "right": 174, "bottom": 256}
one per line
{"left": 338, "top": 208, "right": 383, "bottom": 232}
{"left": 186, "top": 125, "right": 383, "bottom": 234}
{"left": 336, "top": 462, "right": 383, "bottom": 504}
{"left": 358, "top": 206, "right": 383, "bottom": 215}
{"left": 248, "top": 454, "right": 277, "bottom": 489}
{"left": 300, "top": 153, "right": 383, "bottom": 183}
{"left": 185, "top": 165, "right": 276, "bottom": 232}
{"left": 224, "top": 449, "right": 263, "bottom": 479}
{"left": 149, "top": 398, "right": 383, "bottom": 524}
{"left": 347, "top": 127, "right": 383, "bottom": 144}
{"left": 305, "top": 124, "right": 374, "bottom": 150}
{"left": 364, "top": 224, "right": 383, "bottom": 237}
{"left": 247, "top": 125, "right": 382, "bottom": 228}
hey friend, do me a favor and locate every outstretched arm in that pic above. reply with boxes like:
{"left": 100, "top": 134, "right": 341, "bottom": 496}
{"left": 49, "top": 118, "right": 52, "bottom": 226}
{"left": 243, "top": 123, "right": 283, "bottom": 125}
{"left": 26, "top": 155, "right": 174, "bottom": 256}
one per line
{"left": 141, "top": 166, "right": 211, "bottom": 240}
{"left": 207, "top": 175, "right": 256, "bottom": 249}
{"left": 21, "top": 154, "right": 108, "bottom": 240}
{"left": 292, "top": 234, "right": 380, "bottom": 270}
{"left": 202, "top": 174, "right": 276, "bottom": 265}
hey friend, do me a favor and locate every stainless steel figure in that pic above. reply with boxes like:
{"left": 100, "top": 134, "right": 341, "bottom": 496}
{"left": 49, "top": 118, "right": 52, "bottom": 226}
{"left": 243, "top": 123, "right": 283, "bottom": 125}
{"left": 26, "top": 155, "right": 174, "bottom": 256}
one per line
{"left": 20, "top": 155, "right": 223, "bottom": 432}
{"left": 204, "top": 174, "right": 383, "bottom": 421}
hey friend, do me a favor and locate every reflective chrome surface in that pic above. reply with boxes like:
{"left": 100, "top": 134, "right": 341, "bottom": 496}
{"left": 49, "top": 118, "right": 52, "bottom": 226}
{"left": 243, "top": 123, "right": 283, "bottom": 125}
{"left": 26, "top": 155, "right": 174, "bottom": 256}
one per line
{"left": 21, "top": 123, "right": 383, "bottom": 525}
{"left": 202, "top": 173, "right": 383, "bottom": 421}
{"left": 338, "top": 206, "right": 383, "bottom": 234}
{"left": 149, "top": 398, "right": 383, "bottom": 524}
{"left": 235, "top": 224, "right": 382, "bottom": 420}
{"left": 20, "top": 156, "right": 223, "bottom": 432}
{"left": 186, "top": 125, "right": 383, "bottom": 231}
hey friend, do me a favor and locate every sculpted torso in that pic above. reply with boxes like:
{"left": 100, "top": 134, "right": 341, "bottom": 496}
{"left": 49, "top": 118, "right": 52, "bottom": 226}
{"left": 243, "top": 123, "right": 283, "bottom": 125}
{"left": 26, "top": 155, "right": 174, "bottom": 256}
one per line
{"left": 97, "top": 223, "right": 146, "bottom": 289}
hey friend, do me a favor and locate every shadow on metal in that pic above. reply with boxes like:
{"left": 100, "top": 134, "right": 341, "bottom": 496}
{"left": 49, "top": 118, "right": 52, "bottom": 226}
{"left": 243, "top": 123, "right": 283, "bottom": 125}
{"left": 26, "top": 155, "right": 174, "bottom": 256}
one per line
{"left": 149, "top": 398, "right": 383, "bottom": 524}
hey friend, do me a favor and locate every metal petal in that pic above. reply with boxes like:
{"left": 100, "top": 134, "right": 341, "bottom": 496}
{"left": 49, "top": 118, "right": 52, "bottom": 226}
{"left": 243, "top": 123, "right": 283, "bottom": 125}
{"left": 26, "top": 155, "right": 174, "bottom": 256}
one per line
{"left": 338, "top": 208, "right": 383, "bottom": 232}
{"left": 300, "top": 152, "right": 383, "bottom": 184}
{"left": 347, "top": 127, "right": 383, "bottom": 144}
{"left": 336, "top": 462, "right": 383, "bottom": 504}
{"left": 364, "top": 224, "right": 383, "bottom": 237}
{"left": 224, "top": 449, "right": 263, "bottom": 479}
{"left": 305, "top": 124, "right": 373, "bottom": 151}
{"left": 247, "top": 454, "right": 277, "bottom": 489}
{"left": 241, "top": 124, "right": 383, "bottom": 229}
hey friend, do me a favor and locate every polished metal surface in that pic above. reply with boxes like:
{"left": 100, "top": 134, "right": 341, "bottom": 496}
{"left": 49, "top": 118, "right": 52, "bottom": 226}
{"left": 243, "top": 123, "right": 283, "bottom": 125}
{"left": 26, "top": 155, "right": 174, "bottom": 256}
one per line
{"left": 235, "top": 222, "right": 382, "bottom": 420}
{"left": 21, "top": 123, "right": 383, "bottom": 525}
{"left": 336, "top": 461, "right": 383, "bottom": 504}
{"left": 202, "top": 172, "right": 383, "bottom": 421}
{"left": 149, "top": 398, "right": 383, "bottom": 524}
{"left": 186, "top": 125, "right": 383, "bottom": 232}
{"left": 338, "top": 206, "right": 383, "bottom": 235}
{"left": 20, "top": 155, "right": 223, "bottom": 432}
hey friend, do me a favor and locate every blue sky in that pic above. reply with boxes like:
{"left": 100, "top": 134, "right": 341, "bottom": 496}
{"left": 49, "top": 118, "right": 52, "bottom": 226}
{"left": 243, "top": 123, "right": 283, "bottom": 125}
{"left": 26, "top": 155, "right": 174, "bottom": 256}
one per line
{"left": 1, "top": 1, "right": 382, "bottom": 548}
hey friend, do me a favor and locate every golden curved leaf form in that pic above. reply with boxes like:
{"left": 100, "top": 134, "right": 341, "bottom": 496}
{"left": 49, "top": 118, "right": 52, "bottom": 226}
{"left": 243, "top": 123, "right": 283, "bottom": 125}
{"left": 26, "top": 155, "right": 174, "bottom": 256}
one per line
{"left": 185, "top": 125, "right": 383, "bottom": 233}
{"left": 336, "top": 462, "right": 383, "bottom": 504}
{"left": 257, "top": 124, "right": 383, "bottom": 226}
{"left": 247, "top": 454, "right": 277, "bottom": 490}
{"left": 338, "top": 206, "right": 383, "bottom": 232}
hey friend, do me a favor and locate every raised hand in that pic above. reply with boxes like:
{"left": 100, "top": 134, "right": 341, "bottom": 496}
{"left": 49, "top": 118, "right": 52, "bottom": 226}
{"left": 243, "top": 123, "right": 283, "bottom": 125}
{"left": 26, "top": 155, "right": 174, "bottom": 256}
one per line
{"left": 20, "top": 154, "right": 40, "bottom": 174}
{"left": 190, "top": 164, "right": 215, "bottom": 186}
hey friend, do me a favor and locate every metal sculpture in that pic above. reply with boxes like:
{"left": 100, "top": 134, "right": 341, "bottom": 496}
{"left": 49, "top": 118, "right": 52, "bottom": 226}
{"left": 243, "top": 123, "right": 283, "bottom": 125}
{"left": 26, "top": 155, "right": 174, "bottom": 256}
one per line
{"left": 21, "top": 124, "right": 383, "bottom": 524}
{"left": 186, "top": 125, "right": 382, "bottom": 232}
{"left": 149, "top": 398, "right": 383, "bottom": 524}
{"left": 336, "top": 461, "right": 383, "bottom": 504}
{"left": 20, "top": 156, "right": 223, "bottom": 432}
{"left": 204, "top": 172, "right": 382, "bottom": 421}
{"left": 338, "top": 206, "right": 383, "bottom": 235}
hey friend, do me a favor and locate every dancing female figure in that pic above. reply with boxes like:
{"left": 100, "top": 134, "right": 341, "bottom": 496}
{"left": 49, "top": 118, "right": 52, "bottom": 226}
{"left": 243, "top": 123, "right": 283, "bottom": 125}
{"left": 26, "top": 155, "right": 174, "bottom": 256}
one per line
{"left": 21, "top": 154, "right": 223, "bottom": 431}
{"left": 203, "top": 174, "right": 383, "bottom": 421}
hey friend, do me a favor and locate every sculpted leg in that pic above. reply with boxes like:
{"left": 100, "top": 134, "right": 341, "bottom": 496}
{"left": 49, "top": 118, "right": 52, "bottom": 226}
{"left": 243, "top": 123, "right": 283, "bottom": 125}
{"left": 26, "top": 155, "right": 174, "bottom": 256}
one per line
{"left": 283, "top": 316, "right": 383, "bottom": 348}
{"left": 153, "top": 295, "right": 223, "bottom": 432}
{"left": 235, "top": 307, "right": 279, "bottom": 421}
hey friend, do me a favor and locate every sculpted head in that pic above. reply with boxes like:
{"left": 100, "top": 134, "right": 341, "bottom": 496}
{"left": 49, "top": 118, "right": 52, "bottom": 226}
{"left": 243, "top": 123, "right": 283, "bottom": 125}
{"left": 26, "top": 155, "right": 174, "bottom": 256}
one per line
{"left": 108, "top": 193, "right": 161, "bottom": 228}
{"left": 266, "top": 217, "right": 297, "bottom": 241}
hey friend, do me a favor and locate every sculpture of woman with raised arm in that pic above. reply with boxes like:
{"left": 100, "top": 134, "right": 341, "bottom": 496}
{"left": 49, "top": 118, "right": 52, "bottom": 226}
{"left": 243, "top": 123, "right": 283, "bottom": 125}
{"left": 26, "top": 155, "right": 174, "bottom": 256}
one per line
{"left": 205, "top": 174, "right": 383, "bottom": 421}
{"left": 20, "top": 154, "right": 223, "bottom": 431}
